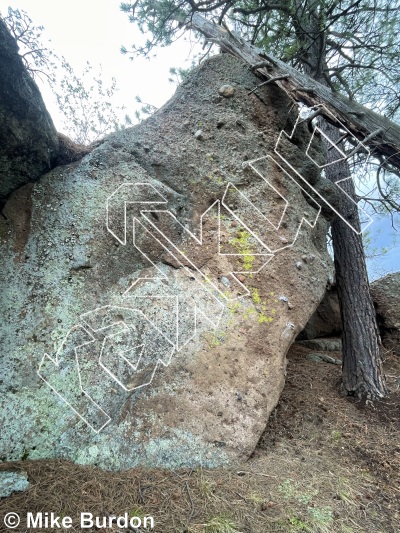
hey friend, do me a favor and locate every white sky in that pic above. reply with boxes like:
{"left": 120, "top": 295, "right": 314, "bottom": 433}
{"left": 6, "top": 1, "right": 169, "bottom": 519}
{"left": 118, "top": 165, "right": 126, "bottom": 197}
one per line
{"left": 0, "top": 0, "right": 200, "bottom": 129}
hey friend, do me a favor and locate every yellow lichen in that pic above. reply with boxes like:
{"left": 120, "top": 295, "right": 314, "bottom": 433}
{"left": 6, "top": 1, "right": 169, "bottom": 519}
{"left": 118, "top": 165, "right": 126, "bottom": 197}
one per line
{"left": 245, "top": 286, "right": 276, "bottom": 326}
{"left": 250, "top": 287, "right": 261, "bottom": 304}
{"left": 229, "top": 230, "right": 256, "bottom": 272}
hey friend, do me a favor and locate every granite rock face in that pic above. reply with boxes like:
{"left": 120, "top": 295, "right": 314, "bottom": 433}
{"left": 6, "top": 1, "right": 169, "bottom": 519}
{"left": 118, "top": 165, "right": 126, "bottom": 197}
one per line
{"left": 0, "top": 19, "right": 59, "bottom": 206}
{"left": 297, "top": 338, "right": 342, "bottom": 352}
{"left": 0, "top": 54, "right": 333, "bottom": 469}
{"left": 371, "top": 272, "right": 400, "bottom": 355}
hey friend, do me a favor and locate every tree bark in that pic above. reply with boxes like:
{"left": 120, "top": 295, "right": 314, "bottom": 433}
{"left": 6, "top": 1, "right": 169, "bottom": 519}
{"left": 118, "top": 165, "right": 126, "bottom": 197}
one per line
{"left": 322, "top": 122, "right": 387, "bottom": 399}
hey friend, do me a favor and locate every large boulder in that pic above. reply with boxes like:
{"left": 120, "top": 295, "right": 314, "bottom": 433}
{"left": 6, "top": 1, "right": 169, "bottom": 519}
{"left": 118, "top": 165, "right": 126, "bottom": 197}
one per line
{"left": 371, "top": 272, "right": 400, "bottom": 355}
{"left": 0, "top": 19, "right": 59, "bottom": 206}
{"left": 0, "top": 54, "right": 333, "bottom": 469}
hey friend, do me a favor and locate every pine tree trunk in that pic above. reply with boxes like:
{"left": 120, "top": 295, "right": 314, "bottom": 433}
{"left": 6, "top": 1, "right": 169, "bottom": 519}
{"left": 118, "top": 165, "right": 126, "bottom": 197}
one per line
{"left": 322, "top": 121, "right": 387, "bottom": 399}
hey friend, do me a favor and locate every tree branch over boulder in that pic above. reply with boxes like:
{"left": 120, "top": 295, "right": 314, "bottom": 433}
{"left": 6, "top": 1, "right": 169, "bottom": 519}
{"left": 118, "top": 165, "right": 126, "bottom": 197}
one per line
{"left": 189, "top": 12, "right": 400, "bottom": 172}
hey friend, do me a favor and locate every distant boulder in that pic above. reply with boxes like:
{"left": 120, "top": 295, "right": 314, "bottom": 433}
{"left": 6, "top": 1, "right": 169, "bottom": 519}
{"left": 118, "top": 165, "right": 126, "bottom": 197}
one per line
{"left": 371, "top": 272, "right": 400, "bottom": 355}
{"left": 297, "top": 284, "right": 341, "bottom": 340}
{"left": 299, "top": 273, "right": 400, "bottom": 356}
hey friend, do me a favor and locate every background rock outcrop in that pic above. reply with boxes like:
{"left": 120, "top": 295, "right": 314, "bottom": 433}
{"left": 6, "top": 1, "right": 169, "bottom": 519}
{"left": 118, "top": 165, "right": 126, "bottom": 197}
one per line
{"left": 297, "top": 283, "right": 341, "bottom": 340}
{"left": 299, "top": 273, "right": 400, "bottom": 356}
{"left": 0, "top": 54, "right": 333, "bottom": 469}
{"left": 371, "top": 273, "right": 400, "bottom": 355}
{"left": 0, "top": 19, "right": 59, "bottom": 206}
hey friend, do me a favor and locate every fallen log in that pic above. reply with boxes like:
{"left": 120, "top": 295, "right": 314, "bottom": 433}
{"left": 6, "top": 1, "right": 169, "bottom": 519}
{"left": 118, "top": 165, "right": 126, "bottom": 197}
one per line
{"left": 189, "top": 12, "right": 400, "bottom": 171}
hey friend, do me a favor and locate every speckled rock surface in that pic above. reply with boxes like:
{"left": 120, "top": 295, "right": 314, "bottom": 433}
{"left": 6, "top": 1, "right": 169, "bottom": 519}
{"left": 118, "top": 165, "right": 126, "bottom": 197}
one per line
{"left": 0, "top": 54, "right": 333, "bottom": 470}
{"left": 0, "top": 471, "right": 30, "bottom": 498}
{"left": 371, "top": 272, "right": 400, "bottom": 355}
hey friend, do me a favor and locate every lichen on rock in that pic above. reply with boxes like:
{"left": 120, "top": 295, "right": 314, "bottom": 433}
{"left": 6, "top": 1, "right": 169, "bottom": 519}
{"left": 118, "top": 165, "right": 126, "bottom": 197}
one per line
{"left": 0, "top": 54, "right": 333, "bottom": 470}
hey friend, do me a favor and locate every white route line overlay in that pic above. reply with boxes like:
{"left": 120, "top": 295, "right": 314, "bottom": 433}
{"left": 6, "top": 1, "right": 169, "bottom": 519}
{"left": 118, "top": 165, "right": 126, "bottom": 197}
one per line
{"left": 274, "top": 104, "right": 373, "bottom": 235}
{"left": 38, "top": 323, "right": 111, "bottom": 433}
{"left": 39, "top": 106, "right": 372, "bottom": 432}
{"left": 38, "top": 306, "right": 176, "bottom": 433}
{"left": 39, "top": 166, "right": 316, "bottom": 431}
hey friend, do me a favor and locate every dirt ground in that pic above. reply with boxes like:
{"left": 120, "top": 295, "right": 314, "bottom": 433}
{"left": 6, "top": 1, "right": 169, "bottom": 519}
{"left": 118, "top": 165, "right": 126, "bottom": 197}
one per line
{"left": 1, "top": 341, "right": 399, "bottom": 533}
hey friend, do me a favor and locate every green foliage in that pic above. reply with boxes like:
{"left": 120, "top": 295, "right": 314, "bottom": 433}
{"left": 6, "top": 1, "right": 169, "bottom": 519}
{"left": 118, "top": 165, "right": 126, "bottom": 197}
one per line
{"left": 277, "top": 479, "right": 333, "bottom": 532}
{"left": 197, "top": 474, "right": 217, "bottom": 500}
{"left": 134, "top": 95, "right": 158, "bottom": 122}
{"left": 203, "top": 514, "right": 239, "bottom": 533}
{"left": 3, "top": 8, "right": 132, "bottom": 145}
{"left": 307, "top": 505, "right": 333, "bottom": 524}
{"left": 120, "top": 0, "right": 400, "bottom": 119}
{"left": 278, "top": 479, "right": 318, "bottom": 505}
{"left": 330, "top": 429, "right": 342, "bottom": 441}
{"left": 288, "top": 516, "right": 308, "bottom": 531}
{"left": 168, "top": 64, "right": 193, "bottom": 85}
{"left": 56, "top": 60, "right": 132, "bottom": 144}
{"left": 2, "top": 7, "right": 57, "bottom": 83}
{"left": 128, "top": 505, "right": 146, "bottom": 519}
{"left": 120, "top": 1, "right": 189, "bottom": 57}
